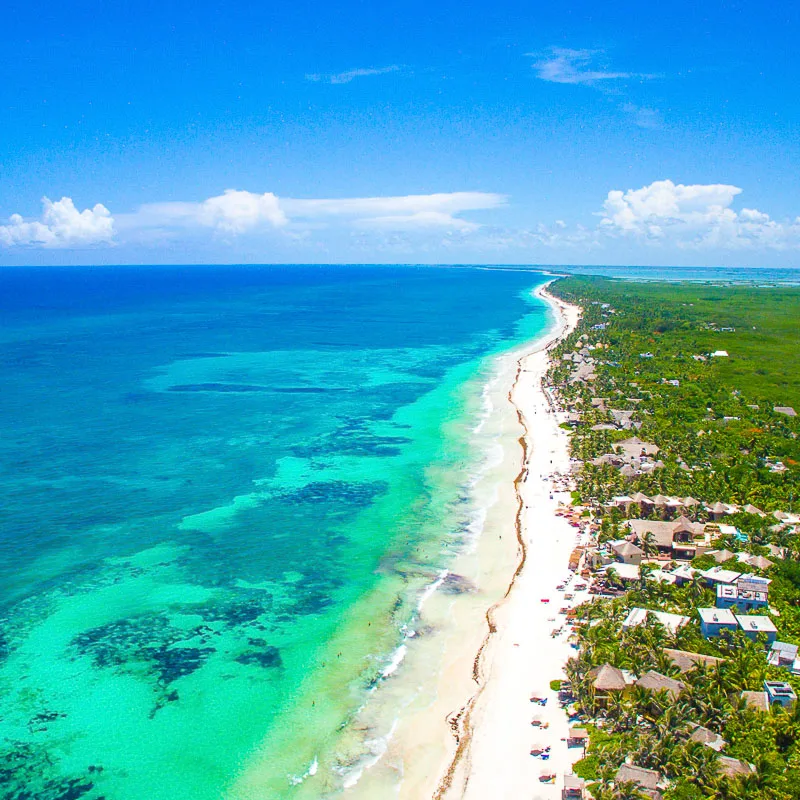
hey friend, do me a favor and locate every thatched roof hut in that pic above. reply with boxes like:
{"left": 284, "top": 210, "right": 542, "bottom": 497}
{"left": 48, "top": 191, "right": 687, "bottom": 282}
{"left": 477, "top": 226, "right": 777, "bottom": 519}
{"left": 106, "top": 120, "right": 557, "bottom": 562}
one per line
{"left": 588, "top": 664, "right": 627, "bottom": 692}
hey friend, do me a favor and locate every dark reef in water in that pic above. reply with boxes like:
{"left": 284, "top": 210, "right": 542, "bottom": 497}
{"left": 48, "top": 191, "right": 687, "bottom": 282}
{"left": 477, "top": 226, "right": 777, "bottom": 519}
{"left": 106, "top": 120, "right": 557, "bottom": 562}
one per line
{"left": 287, "top": 480, "right": 387, "bottom": 507}
{"left": 168, "top": 383, "right": 273, "bottom": 393}
{"left": 72, "top": 615, "right": 216, "bottom": 686}
{"left": 0, "top": 741, "right": 96, "bottom": 800}
{"left": 70, "top": 595, "right": 288, "bottom": 689}
{"left": 235, "top": 646, "right": 282, "bottom": 669}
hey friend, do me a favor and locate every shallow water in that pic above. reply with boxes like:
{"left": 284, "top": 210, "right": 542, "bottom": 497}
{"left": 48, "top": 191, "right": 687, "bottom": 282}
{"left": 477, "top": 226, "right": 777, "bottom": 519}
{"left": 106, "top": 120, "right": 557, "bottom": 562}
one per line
{"left": 0, "top": 265, "right": 550, "bottom": 799}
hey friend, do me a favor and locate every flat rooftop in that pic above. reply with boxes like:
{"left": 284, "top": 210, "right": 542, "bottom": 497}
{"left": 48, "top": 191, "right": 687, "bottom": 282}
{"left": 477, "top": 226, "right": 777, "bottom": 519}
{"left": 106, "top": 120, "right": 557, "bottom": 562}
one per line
{"left": 698, "top": 607, "right": 737, "bottom": 625}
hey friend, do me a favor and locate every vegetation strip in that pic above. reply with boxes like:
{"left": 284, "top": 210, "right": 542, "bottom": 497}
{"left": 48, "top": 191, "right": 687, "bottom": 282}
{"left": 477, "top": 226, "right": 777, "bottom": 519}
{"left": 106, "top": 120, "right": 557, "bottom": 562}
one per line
{"left": 547, "top": 276, "right": 800, "bottom": 800}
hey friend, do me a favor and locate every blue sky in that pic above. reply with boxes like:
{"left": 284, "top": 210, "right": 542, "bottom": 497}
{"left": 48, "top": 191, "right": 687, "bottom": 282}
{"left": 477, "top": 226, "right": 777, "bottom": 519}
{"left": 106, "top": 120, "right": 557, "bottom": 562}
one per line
{"left": 1, "top": 0, "right": 798, "bottom": 266}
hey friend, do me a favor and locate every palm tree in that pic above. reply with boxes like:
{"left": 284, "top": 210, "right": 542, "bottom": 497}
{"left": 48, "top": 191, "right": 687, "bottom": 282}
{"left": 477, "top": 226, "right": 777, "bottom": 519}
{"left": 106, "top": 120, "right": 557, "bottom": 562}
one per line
{"left": 682, "top": 741, "right": 721, "bottom": 793}
{"left": 641, "top": 530, "right": 658, "bottom": 559}
{"left": 613, "top": 781, "right": 648, "bottom": 800}
{"left": 605, "top": 566, "right": 621, "bottom": 591}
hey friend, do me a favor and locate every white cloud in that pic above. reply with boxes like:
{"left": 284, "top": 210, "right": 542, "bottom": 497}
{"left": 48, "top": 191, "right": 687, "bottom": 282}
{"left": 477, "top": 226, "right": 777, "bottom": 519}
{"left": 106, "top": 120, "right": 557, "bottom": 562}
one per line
{"left": 7, "top": 183, "right": 797, "bottom": 258}
{"left": 306, "top": 65, "right": 401, "bottom": 85}
{"left": 355, "top": 211, "right": 480, "bottom": 231}
{"left": 530, "top": 48, "right": 646, "bottom": 86}
{"left": 283, "top": 191, "right": 505, "bottom": 226}
{"left": 198, "top": 190, "right": 287, "bottom": 232}
{"left": 598, "top": 179, "right": 800, "bottom": 249}
{"left": 0, "top": 197, "right": 114, "bottom": 248}
{"left": 128, "top": 190, "right": 504, "bottom": 236}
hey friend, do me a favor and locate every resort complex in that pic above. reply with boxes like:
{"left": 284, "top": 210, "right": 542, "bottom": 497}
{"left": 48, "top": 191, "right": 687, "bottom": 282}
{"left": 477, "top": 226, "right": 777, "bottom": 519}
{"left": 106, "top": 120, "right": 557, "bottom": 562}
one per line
{"left": 528, "top": 278, "right": 800, "bottom": 800}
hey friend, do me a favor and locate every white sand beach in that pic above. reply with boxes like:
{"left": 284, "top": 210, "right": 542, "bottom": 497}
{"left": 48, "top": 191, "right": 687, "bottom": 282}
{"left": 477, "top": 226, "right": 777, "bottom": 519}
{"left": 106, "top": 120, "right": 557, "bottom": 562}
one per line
{"left": 442, "top": 286, "right": 585, "bottom": 800}
{"left": 342, "top": 284, "right": 583, "bottom": 800}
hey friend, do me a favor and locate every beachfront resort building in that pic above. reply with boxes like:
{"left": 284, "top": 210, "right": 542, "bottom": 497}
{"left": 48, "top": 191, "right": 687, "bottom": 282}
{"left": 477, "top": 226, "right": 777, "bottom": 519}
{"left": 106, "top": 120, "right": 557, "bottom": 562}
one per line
{"left": 698, "top": 608, "right": 738, "bottom": 638}
{"left": 623, "top": 607, "right": 689, "bottom": 635}
{"left": 737, "top": 615, "right": 778, "bottom": 644}
{"left": 626, "top": 516, "right": 707, "bottom": 561}
{"left": 715, "top": 577, "right": 769, "bottom": 612}
{"left": 698, "top": 608, "right": 778, "bottom": 643}
{"left": 588, "top": 664, "right": 628, "bottom": 707}
{"left": 608, "top": 539, "right": 643, "bottom": 565}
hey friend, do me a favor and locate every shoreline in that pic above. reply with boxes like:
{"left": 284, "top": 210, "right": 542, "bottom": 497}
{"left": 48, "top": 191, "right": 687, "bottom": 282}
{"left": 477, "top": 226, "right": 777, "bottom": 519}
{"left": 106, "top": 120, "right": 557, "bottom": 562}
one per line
{"left": 434, "top": 283, "right": 583, "bottom": 799}
{"left": 341, "top": 280, "right": 582, "bottom": 799}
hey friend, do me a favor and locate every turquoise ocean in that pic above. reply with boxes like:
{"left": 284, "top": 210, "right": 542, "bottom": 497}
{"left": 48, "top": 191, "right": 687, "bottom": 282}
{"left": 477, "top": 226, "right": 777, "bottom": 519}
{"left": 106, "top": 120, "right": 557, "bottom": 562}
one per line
{"left": 0, "top": 265, "right": 552, "bottom": 799}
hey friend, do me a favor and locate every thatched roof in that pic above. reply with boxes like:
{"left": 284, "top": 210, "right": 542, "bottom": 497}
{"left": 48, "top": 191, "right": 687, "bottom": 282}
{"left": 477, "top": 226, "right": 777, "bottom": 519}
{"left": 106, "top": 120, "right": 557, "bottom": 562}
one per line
{"left": 611, "top": 541, "right": 643, "bottom": 557}
{"left": 663, "top": 649, "right": 723, "bottom": 674}
{"left": 615, "top": 764, "right": 661, "bottom": 790}
{"left": 709, "top": 549, "right": 736, "bottom": 564}
{"left": 672, "top": 515, "right": 695, "bottom": 533}
{"left": 688, "top": 724, "right": 726, "bottom": 751}
{"left": 766, "top": 544, "right": 786, "bottom": 559}
{"left": 743, "top": 503, "right": 765, "bottom": 515}
{"left": 589, "top": 664, "right": 627, "bottom": 691}
{"left": 635, "top": 670, "right": 684, "bottom": 699}
{"left": 747, "top": 555, "right": 774, "bottom": 570}
{"left": 718, "top": 756, "right": 755, "bottom": 777}
{"left": 740, "top": 690, "right": 769, "bottom": 712}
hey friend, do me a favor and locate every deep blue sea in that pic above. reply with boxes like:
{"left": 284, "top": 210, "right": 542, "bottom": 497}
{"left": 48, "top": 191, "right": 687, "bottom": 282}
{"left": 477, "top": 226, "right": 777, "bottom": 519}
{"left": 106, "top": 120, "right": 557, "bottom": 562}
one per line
{"left": 0, "top": 264, "right": 552, "bottom": 799}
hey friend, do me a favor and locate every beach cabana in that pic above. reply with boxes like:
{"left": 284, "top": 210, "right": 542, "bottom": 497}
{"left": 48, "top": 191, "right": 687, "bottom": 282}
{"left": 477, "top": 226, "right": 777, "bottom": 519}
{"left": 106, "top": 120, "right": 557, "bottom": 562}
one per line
{"left": 623, "top": 607, "right": 689, "bottom": 635}
{"left": 765, "top": 544, "right": 786, "bottom": 560}
{"left": 588, "top": 664, "right": 627, "bottom": 706}
{"left": 562, "top": 774, "right": 585, "bottom": 798}
{"left": 602, "top": 562, "right": 640, "bottom": 583}
{"left": 709, "top": 501, "right": 729, "bottom": 521}
{"left": 609, "top": 540, "right": 643, "bottom": 566}
{"left": 670, "top": 564, "right": 699, "bottom": 586}
{"left": 681, "top": 496, "right": 701, "bottom": 512}
{"left": 566, "top": 727, "right": 589, "bottom": 748}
